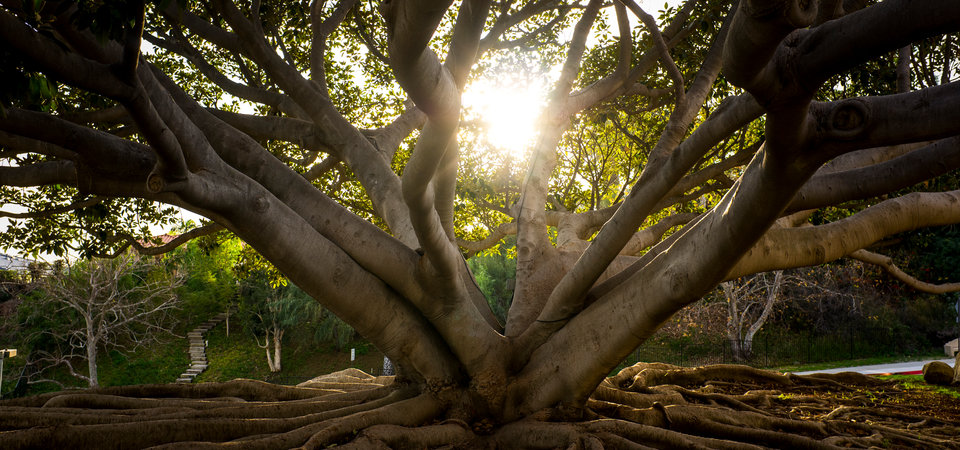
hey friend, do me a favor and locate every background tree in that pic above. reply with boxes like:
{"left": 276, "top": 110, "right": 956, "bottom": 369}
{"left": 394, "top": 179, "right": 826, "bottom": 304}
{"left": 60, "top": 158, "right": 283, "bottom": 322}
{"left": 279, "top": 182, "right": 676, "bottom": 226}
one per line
{"left": 719, "top": 270, "right": 783, "bottom": 362}
{"left": 238, "top": 274, "right": 320, "bottom": 373}
{"left": 1, "top": 0, "right": 960, "bottom": 447}
{"left": 25, "top": 254, "right": 182, "bottom": 387}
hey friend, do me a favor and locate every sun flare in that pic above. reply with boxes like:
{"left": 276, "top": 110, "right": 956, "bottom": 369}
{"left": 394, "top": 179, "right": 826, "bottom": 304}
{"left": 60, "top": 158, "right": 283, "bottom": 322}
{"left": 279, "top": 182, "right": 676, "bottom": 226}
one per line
{"left": 462, "top": 77, "right": 544, "bottom": 158}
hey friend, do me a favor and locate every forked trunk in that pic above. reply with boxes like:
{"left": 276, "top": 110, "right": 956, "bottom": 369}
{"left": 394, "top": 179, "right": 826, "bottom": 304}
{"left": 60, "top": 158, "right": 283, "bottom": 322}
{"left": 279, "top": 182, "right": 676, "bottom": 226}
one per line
{"left": 728, "top": 337, "right": 753, "bottom": 362}
{"left": 262, "top": 329, "right": 282, "bottom": 373}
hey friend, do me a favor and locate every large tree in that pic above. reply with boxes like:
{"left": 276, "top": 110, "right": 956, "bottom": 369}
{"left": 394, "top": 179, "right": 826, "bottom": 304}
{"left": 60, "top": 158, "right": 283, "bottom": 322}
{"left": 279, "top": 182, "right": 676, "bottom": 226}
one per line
{"left": 1, "top": 0, "right": 960, "bottom": 447}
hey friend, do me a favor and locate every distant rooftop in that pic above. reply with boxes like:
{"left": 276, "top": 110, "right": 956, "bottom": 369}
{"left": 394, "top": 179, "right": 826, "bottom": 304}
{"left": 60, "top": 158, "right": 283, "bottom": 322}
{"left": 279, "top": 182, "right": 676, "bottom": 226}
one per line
{"left": 0, "top": 253, "right": 34, "bottom": 271}
{"left": 138, "top": 234, "right": 179, "bottom": 248}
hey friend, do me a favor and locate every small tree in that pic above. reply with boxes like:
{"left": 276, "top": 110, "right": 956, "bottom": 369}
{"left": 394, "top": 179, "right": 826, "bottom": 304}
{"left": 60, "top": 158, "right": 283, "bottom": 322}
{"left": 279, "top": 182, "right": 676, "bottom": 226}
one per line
{"left": 719, "top": 270, "right": 784, "bottom": 361}
{"left": 240, "top": 278, "right": 320, "bottom": 372}
{"left": 31, "top": 254, "right": 182, "bottom": 387}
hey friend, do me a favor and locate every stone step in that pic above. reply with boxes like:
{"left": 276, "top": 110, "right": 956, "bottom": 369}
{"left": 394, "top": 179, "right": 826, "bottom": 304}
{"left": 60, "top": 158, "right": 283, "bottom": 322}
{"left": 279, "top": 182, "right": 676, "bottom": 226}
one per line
{"left": 190, "top": 364, "right": 208, "bottom": 371}
{"left": 176, "top": 378, "right": 193, "bottom": 383}
{"left": 186, "top": 368, "right": 204, "bottom": 375}
{"left": 180, "top": 372, "right": 198, "bottom": 378}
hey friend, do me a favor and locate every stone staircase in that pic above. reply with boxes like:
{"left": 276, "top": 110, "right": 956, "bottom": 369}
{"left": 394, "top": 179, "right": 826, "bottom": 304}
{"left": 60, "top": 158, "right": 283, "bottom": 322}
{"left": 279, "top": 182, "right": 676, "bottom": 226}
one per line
{"left": 176, "top": 311, "right": 229, "bottom": 383}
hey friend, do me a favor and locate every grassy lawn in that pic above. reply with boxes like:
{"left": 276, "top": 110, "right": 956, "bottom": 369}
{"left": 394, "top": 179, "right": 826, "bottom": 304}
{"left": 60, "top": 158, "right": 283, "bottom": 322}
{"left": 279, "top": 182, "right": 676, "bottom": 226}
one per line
{"left": 879, "top": 373, "right": 960, "bottom": 399}
{"left": 196, "top": 323, "right": 386, "bottom": 385}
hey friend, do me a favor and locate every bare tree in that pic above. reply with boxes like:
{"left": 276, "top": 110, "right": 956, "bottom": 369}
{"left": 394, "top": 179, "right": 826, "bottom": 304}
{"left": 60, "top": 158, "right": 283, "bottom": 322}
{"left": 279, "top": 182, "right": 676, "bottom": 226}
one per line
{"left": 31, "top": 254, "right": 182, "bottom": 387}
{"left": 1, "top": 0, "right": 959, "bottom": 447}
{"left": 720, "top": 270, "right": 783, "bottom": 362}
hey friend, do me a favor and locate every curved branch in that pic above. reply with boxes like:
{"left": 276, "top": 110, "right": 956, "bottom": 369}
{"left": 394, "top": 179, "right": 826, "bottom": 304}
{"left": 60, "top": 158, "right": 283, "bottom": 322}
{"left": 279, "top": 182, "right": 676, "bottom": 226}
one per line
{"left": 810, "top": 82, "right": 960, "bottom": 161}
{"left": 384, "top": 0, "right": 464, "bottom": 280}
{"left": 0, "top": 108, "right": 156, "bottom": 184}
{"left": 620, "top": 0, "right": 684, "bottom": 103}
{"left": 98, "top": 223, "right": 225, "bottom": 258}
{"left": 199, "top": 0, "right": 416, "bottom": 246}
{"left": 507, "top": 0, "right": 603, "bottom": 336}
{"left": 458, "top": 222, "right": 518, "bottom": 258}
{"left": 620, "top": 212, "right": 698, "bottom": 256}
{"left": 311, "top": 0, "right": 360, "bottom": 90}
{"left": 0, "top": 9, "right": 130, "bottom": 100}
{"left": 730, "top": 190, "right": 960, "bottom": 279}
{"left": 0, "top": 161, "right": 76, "bottom": 187}
{"left": 143, "top": 30, "right": 307, "bottom": 118}
{"left": 0, "top": 196, "right": 104, "bottom": 219}
{"left": 518, "top": 12, "right": 744, "bottom": 345}
{"left": 795, "top": 0, "right": 960, "bottom": 95}
{"left": 850, "top": 249, "right": 960, "bottom": 295}
{"left": 790, "top": 135, "right": 960, "bottom": 212}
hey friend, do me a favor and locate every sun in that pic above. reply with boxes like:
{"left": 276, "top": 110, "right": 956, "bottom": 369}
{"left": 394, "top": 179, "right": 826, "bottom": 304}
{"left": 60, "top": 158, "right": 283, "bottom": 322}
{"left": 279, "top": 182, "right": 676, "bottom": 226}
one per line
{"left": 462, "top": 77, "right": 544, "bottom": 158}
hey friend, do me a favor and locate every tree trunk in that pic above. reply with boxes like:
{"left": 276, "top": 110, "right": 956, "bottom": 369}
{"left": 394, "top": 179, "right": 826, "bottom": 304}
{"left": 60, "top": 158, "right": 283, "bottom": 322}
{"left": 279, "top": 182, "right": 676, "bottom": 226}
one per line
{"left": 272, "top": 330, "right": 282, "bottom": 373}
{"left": 740, "top": 338, "right": 754, "bottom": 361}
{"left": 259, "top": 327, "right": 283, "bottom": 373}
{"left": 263, "top": 343, "right": 275, "bottom": 373}
{"left": 727, "top": 338, "right": 750, "bottom": 362}
{"left": 85, "top": 337, "right": 99, "bottom": 388}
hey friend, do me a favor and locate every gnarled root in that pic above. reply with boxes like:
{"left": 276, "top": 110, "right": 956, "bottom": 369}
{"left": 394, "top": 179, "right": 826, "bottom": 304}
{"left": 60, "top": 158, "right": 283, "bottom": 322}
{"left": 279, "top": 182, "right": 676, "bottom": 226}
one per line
{"left": 3, "top": 364, "right": 959, "bottom": 448}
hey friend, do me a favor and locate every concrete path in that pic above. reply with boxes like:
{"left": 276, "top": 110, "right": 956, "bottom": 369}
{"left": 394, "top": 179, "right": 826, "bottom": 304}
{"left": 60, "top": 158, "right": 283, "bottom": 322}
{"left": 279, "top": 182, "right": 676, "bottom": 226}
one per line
{"left": 793, "top": 358, "right": 955, "bottom": 376}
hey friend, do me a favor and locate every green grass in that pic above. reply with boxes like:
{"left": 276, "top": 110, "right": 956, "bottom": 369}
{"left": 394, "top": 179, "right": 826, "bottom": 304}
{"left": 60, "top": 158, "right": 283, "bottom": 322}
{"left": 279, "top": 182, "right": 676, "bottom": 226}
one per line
{"left": 98, "top": 335, "right": 189, "bottom": 386}
{"left": 879, "top": 373, "right": 960, "bottom": 399}
{"left": 195, "top": 323, "right": 386, "bottom": 385}
{"left": 195, "top": 323, "right": 272, "bottom": 382}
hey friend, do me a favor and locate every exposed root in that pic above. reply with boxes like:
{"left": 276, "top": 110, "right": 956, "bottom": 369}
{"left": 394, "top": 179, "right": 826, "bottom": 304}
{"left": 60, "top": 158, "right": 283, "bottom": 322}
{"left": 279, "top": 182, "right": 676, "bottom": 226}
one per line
{"left": 337, "top": 422, "right": 474, "bottom": 449}
{"left": 3, "top": 364, "right": 959, "bottom": 448}
{"left": 589, "top": 362, "right": 960, "bottom": 449}
{"left": 300, "top": 392, "right": 443, "bottom": 449}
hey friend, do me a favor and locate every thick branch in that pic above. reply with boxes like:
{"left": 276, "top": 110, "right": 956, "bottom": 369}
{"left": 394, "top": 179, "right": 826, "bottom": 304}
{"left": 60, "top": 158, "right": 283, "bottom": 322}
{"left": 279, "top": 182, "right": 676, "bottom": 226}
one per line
{"left": 730, "top": 190, "right": 960, "bottom": 279}
{"left": 0, "top": 161, "right": 77, "bottom": 187}
{"left": 0, "top": 196, "right": 103, "bottom": 219}
{"left": 790, "top": 135, "right": 960, "bottom": 212}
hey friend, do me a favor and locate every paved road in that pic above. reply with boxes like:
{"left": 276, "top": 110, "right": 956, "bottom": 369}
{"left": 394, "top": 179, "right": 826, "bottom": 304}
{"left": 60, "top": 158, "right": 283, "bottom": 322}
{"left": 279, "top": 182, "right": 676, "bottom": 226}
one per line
{"left": 793, "top": 358, "right": 955, "bottom": 375}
